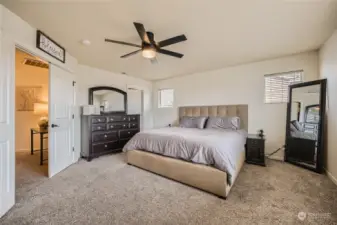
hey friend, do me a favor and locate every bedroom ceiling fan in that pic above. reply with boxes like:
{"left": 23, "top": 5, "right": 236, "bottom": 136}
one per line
{"left": 105, "top": 22, "right": 187, "bottom": 63}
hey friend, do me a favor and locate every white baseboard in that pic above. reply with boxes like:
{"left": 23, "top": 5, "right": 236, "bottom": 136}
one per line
{"left": 325, "top": 169, "right": 337, "bottom": 186}
{"left": 16, "top": 149, "right": 31, "bottom": 152}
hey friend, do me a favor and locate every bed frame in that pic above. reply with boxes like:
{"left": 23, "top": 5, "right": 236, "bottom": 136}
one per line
{"left": 126, "top": 105, "right": 248, "bottom": 198}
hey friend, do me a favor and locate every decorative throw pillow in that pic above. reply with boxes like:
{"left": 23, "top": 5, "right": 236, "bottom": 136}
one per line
{"left": 180, "top": 116, "right": 208, "bottom": 129}
{"left": 205, "top": 116, "right": 240, "bottom": 130}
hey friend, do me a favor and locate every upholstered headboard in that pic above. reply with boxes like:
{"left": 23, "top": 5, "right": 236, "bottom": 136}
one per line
{"left": 178, "top": 105, "right": 248, "bottom": 131}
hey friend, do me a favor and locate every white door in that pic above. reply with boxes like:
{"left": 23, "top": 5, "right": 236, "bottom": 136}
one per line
{"left": 0, "top": 34, "right": 15, "bottom": 218}
{"left": 48, "top": 64, "right": 74, "bottom": 178}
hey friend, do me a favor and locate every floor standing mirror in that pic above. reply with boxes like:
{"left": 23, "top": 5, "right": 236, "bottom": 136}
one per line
{"left": 285, "top": 79, "right": 327, "bottom": 173}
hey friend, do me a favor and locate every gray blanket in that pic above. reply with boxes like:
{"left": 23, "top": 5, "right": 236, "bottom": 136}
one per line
{"left": 123, "top": 127, "right": 247, "bottom": 185}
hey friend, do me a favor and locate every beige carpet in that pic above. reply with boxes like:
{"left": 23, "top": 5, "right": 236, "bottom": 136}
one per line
{"left": 15, "top": 151, "right": 48, "bottom": 195}
{"left": 1, "top": 152, "right": 336, "bottom": 225}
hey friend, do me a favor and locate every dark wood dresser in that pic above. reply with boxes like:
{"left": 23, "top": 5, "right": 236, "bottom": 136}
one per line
{"left": 245, "top": 134, "right": 265, "bottom": 166}
{"left": 81, "top": 114, "right": 140, "bottom": 161}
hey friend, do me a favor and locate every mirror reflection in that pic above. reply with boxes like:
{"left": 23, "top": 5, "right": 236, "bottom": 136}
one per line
{"left": 286, "top": 79, "right": 326, "bottom": 173}
{"left": 92, "top": 89, "right": 125, "bottom": 112}
{"left": 290, "top": 84, "right": 320, "bottom": 141}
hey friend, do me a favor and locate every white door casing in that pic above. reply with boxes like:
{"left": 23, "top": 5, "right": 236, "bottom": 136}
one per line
{"left": 0, "top": 33, "right": 77, "bottom": 217}
{"left": 0, "top": 33, "right": 15, "bottom": 218}
{"left": 48, "top": 64, "right": 75, "bottom": 178}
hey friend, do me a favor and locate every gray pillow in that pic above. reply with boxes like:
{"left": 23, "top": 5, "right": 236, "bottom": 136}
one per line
{"left": 205, "top": 116, "right": 240, "bottom": 130}
{"left": 291, "top": 120, "right": 303, "bottom": 131}
{"left": 180, "top": 116, "right": 208, "bottom": 129}
{"left": 290, "top": 123, "right": 297, "bottom": 132}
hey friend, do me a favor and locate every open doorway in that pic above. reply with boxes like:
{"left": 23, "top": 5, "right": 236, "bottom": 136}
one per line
{"left": 15, "top": 48, "right": 49, "bottom": 190}
{"left": 127, "top": 87, "right": 145, "bottom": 130}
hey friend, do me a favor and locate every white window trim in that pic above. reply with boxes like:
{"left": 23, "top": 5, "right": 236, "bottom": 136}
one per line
{"left": 158, "top": 88, "right": 174, "bottom": 108}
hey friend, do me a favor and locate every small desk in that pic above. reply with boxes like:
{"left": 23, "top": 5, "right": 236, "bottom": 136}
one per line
{"left": 30, "top": 128, "right": 48, "bottom": 165}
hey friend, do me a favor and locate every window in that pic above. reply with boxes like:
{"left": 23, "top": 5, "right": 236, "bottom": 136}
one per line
{"left": 158, "top": 89, "right": 174, "bottom": 108}
{"left": 305, "top": 105, "right": 320, "bottom": 124}
{"left": 265, "top": 70, "right": 303, "bottom": 103}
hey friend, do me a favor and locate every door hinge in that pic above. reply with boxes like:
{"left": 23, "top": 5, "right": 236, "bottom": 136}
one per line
{"left": 72, "top": 114, "right": 75, "bottom": 119}
{"left": 72, "top": 147, "right": 75, "bottom": 152}
{"left": 72, "top": 81, "right": 76, "bottom": 86}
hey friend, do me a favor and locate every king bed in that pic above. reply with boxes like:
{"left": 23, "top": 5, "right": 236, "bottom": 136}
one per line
{"left": 124, "top": 105, "right": 248, "bottom": 198}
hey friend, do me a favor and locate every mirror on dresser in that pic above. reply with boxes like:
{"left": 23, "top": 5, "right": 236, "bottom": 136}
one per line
{"left": 89, "top": 86, "right": 127, "bottom": 113}
{"left": 285, "top": 79, "right": 327, "bottom": 173}
{"left": 81, "top": 86, "right": 139, "bottom": 161}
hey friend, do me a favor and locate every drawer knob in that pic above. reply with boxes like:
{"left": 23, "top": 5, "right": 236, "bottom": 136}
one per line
{"left": 123, "top": 118, "right": 126, "bottom": 120}
{"left": 98, "top": 127, "right": 101, "bottom": 130}
{"left": 123, "top": 125, "right": 126, "bottom": 127}
{"left": 128, "top": 132, "right": 130, "bottom": 134}
{"left": 111, "top": 126, "right": 114, "bottom": 128}
{"left": 98, "top": 119, "right": 101, "bottom": 122}
{"left": 104, "top": 145, "right": 107, "bottom": 148}
{"left": 104, "top": 135, "right": 107, "bottom": 138}
{"left": 133, "top": 124, "right": 135, "bottom": 126}
{"left": 111, "top": 119, "right": 114, "bottom": 121}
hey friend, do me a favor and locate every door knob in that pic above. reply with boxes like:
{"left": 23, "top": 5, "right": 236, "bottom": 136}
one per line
{"left": 51, "top": 124, "right": 59, "bottom": 128}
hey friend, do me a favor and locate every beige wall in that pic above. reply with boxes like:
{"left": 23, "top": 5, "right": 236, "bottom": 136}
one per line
{"left": 15, "top": 49, "right": 49, "bottom": 151}
{"left": 153, "top": 51, "right": 319, "bottom": 159}
{"left": 319, "top": 29, "right": 337, "bottom": 185}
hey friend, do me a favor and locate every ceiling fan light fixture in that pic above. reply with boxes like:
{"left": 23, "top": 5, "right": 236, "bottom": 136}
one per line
{"left": 142, "top": 48, "right": 156, "bottom": 59}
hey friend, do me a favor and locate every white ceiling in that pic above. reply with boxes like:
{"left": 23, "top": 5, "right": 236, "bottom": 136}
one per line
{"left": 2, "top": 0, "right": 337, "bottom": 80}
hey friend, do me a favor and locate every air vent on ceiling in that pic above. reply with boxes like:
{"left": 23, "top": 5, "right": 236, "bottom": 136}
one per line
{"left": 23, "top": 58, "right": 49, "bottom": 69}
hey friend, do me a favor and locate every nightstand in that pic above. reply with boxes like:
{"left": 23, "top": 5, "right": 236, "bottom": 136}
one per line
{"left": 245, "top": 134, "right": 265, "bottom": 166}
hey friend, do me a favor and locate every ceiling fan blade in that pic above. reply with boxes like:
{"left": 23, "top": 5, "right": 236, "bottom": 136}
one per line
{"left": 120, "top": 50, "right": 142, "bottom": 58}
{"left": 105, "top": 39, "right": 141, "bottom": 48}
{"left": 158, "top": 35, "right": 187, "bottom": 48}
{"left": 157, "top": 49, "right": 184, "bottom": 58}
{"left": 133, "top": 22, "right": 150, "bottom": 43}
{"left": 150, "top": 57, "right": 158, "bottom": 64}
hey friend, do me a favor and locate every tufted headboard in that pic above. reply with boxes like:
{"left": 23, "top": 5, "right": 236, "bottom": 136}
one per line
{"left": 178, "top": 105, "right": 248, "bottom": 131}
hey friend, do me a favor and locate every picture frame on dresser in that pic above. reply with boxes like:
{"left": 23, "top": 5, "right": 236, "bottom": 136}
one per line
{"left": 81, "top": 86, "right": 139, "bottom": 161}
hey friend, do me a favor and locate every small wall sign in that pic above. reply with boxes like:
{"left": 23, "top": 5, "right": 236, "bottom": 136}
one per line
{"left": 36, "top": 30, "right": 66, "bottom": 63}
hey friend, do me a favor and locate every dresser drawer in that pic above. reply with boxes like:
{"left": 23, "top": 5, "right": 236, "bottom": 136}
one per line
{"left": 92, "top": 141, "right": 118, "bottom": 154}
{"left": 119, "top": 129, "right": 138, "bottom": 139}
{"left": 129, "top": 123, "right": 138, "bottom": 129}
{"left": 247, "top": 139, "right": 262, "bottom": 147}
{"left": 108, "top": 123, "right": 129, "bottom": 130}
{"left": 92, "top": 124, "right": 106, "bottom": 132}
{"left": 128, "top": 115, "right": 138, "bottom": 122}
{"left": 91, "top": 117, "right": 106, "bottom": 124}
{"left": 107, "top": 123, "right": 123, "bottom": 130}
{"left": 92, "top": 131, "right": 118, "bottom": 143}
{"left": 108, "top": 115, "right": 128, "bottom": 122}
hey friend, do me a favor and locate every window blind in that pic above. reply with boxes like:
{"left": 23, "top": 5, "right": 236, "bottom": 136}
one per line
{"left": 265, "top": 70, "right": 303, "bottom": 103}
